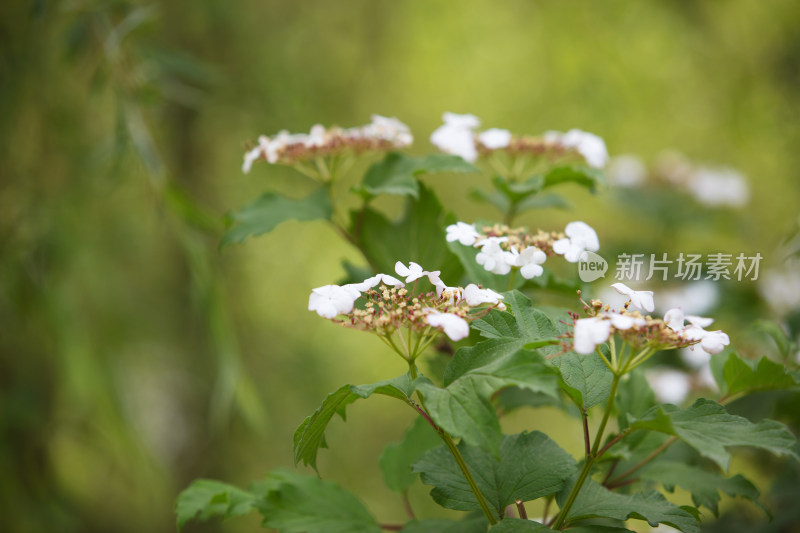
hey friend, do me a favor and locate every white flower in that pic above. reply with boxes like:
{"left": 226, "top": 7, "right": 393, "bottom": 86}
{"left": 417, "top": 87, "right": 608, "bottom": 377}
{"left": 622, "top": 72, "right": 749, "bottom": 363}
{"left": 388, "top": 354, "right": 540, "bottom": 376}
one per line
{"left": 573, "top": 317, "right": 611, "bottom": 355}
{"left": 430, "top": 112, "right": 480, "bottom": 162}
{"left": 700, "top": 330, "right": 730, "bottom": 354}
{"left": 306, "top": 124, "right": 327, "bottom": 147}
{"left": 242, "top": 145, "right": 262, "bottom": 174}
{"left": 366, "top": 114, "right": 413, "bottom": 146}
{"left": 394, "top": 261, "right": 442, "bottom": 285}
{"left": 560, "top": 129, "right": 609, "bottom": 168}
{"left": 463, "top": 284, "right": 505, "bottom": 308}
{"left": 442, "top": 112, "right": 481, "bottom": 129}
{"left": 680, "top": 346, "right": 711, "bottom": 369}
{"left": 607, "top": 154, "right": 647, "bottom": 187}
{"left": 646, "top": 369, "right": 691, "bottom": 404}
{"left": 686, "top": 167, "right": 749, "bottom": 207}
{"left": 349, "top": 274, "right": 405, "bottom": 292}
{"left": 552, "top": 221, "right": 600, "bottom": 263}
{"left": 475, "top": 237, "right": 514, "bottom": 275}
{"left": 510, "top": 247, "right": 547, "bottom": 279}
{"left": 435, "top": 283, "right": 463, "bottom": 305}
{"left": 308, "top": 284, "right": 361, "bottom": 318}
{"left": 445, "top": 222, "right": 480, "bottom": 246}
{"left": 477, "top": 128, "right": 512, "bottom": 149}
{"left": 759, "top": 265, "right": 800, "bottom": 314}
{"left": 604, "top": 312, "right": 646, "bottom": 330}
{"left": 664, "top": 308, "right": 714, "bottom": 332}
{"left": 425, "top": 309, "right": 470, "bottom": 341}
{"left": 611, "top": 282, "right": 655, "bottom": 313}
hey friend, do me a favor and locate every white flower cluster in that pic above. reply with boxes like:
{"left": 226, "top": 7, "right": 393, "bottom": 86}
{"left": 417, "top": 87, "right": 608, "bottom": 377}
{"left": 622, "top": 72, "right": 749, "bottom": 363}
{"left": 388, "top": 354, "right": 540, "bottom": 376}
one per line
{"left": 543, "top": 129, "right": 609, "bottom": 169}
{"left": 622, "top": 151, "right": 750, "bottom": 208}
{"left": 572, "top": 282, "right": 729, "bottom": 355}
{"left": 429, "top": 112, "right": 609, "bottom": 168}
{"left": 308, "top": 261, "right": 504, "bottom": 342}
{"left": 243, "top": 115, "right": 412, "bottom": 173}
{"left": 446, "top": 220, "right": 600, "bottom": 279}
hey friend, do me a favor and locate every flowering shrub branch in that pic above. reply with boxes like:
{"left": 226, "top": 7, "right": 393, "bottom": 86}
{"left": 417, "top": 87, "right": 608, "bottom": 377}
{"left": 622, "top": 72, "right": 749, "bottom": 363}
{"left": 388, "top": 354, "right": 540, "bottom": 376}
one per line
{"left": 177, "top": 113, "right": 799, "bottom": 533}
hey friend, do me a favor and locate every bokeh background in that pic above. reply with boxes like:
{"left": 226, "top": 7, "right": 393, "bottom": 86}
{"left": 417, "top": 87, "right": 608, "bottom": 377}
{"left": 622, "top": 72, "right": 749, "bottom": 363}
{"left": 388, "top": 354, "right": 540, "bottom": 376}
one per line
{"left": 2, "top": 1, "right": 800, "bottom": 532}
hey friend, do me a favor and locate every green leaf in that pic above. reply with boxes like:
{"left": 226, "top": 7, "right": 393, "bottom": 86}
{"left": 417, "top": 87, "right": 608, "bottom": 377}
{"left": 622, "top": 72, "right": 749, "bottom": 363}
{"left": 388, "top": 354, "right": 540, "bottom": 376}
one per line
{"left": 445, "top": 291, "right": 564, "bottom": 384}
{"left": 222, "top": 187, "right": 332, "bottom": 246}
{"left": 418, "top": 346, "right": 560, "bottom": 454}
{"left": 639, "top": 461, "right": 764, "bottom": 517}
{"left": 489, "top": 519, "right": 551, "bottom": 532}
{"left": 400, "top": 515, "right": 487, "bottom": 533}
{"left": 720, "top": 352, "right": 800, "bottom": 398}
{"left": 751, "top": 319, "right": 797, "bottom": 359}
{"left": 540, "top": 165, "right": 605, "bottom": 193}
{"left": 630, "top": 398, "right": 799, "bottom": 470}
{"left": 552, "top": 351, "right": 614, "bottom": 410}
{"left": 379, "top": 416, "right": 441, "bottom": 493}
{"left": 257, "top": 471, "right": 381, "bottom": 533}
{"left": 491, "top": 521, "right": 632, "bottom": 533}
{"left": 355, "top": 183, "right": 463, "bottom": 279}
{"left": 470, "top": 187, "right": 511, "bottom": 213}
{"left": 356, "top": 152, "right": 477, "bottom": 199}
{"left": 516, "top": 192, "right": 571, "bottom": 211}
{"left": 175, "top": 479, "right": 259, "bottom": 530}
{"left": 615, "top": 371, "right": 657, "bottom": 429}
{"left": 414, "top": 432, "right": 577, "bottom": 514}
{"left": 294, "top": 374, "right": 414, "bottom": 471}
{"left": 559, "top": 479, "right": 699, "bottom": 532}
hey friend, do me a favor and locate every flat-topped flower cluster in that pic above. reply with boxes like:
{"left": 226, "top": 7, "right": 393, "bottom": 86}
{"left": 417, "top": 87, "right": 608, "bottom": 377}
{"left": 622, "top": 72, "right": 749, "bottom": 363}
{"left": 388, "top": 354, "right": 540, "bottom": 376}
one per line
{"left": 446, "top": 220, "right": 600, "bottom": 278}
{"left": 430, "top": 112, "right": 609, "bottom": 168}
{"left": 308, "top": 261, "right": 505, "bottom": 349}
{"left": 572, "top": 282, "right": 730, "bottom": 356}
{"left": 243, "top": 115, "right": 412, "bottom": 173}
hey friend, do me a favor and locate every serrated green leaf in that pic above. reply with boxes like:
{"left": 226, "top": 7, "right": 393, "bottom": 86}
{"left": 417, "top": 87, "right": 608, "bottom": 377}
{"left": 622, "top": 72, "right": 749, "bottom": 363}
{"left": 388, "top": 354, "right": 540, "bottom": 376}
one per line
{"left": 559, "top": 479, "right": 699, "bottom": 532}
{"left": 379, "top": 416, "right": 441, "bottom": 493}
{"left": 639, "top": 461, "right": 764, "bottom": 517}
{"left": 221, "top": 187, "right": 332, "bottom": 246}
{"left": 356, "top": 152, "right": 477, "bottom": 198}
{"left": 445, "top": 291, "right": 563, "bottom": 384}
{"left": 257, "top": 471, "right": 381, "bottom": 533}
{"left": 400, "top": 515, "right": 487, "bottom": 533}
{"left": 720, "top": 352, "right": 800, "bottom": 399}
{"left": 489, "top": 519, "right": 551, "bottom": 532}
{"left": 616, "top": 371, "right": 656, "bottom": 429}
{"left": 552, "top": 351, "right": 614, "bottom": 410}
{"left": 355, "top": 183, "right": 463, "bottom": 279}
{"left": 470, "top": 187, "right": 511, "bottom": 213}
{"left": 516, "top": 192, "right": 571, "bottom": 211}
{"left": 294, "top": 374, "right": 414, "bottom": 471}
{"left": 752, "top": 320, "right": 796, "bottom": 359}
{"left": 175, "top": 479, "right": 259, "bottom": 530}
{"left": 540, "top": 165, "right": 605, "bottom": 192}
{"left": 418, "top": 345, "right": 560, "bottom": 455}
{"left": 630, "top": 398, "right": 799, "bottom": 470}
{"left": 414, "top": 432, "right": 577, "bottom": 514}
{"left": 491, "top": 521, "right": 632, "bottom": 533}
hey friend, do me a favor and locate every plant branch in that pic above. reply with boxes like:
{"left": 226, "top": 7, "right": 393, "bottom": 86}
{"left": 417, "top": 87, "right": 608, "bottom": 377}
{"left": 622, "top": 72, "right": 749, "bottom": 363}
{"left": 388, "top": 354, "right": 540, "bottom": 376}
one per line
{"left": 605, "top": 436, "right": 677, "bottom": 488}
{"left": 581, "top": 409, "right": 591, "bottom": 457}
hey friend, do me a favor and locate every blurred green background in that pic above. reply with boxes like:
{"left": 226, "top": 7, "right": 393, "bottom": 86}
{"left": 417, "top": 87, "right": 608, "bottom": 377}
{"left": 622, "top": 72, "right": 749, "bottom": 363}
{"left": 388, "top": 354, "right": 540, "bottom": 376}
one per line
{"left": 2, "top": 1, "right": 800, "bottom": 532}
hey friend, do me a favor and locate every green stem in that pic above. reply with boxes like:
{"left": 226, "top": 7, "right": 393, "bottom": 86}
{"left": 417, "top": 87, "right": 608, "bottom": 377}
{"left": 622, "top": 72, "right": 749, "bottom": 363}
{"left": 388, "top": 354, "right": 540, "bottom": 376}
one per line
{"left": 553, "top": 373, "right": 621, "bottom": 530}
{"left": 507, "top": 269, "right": 517, "bottom": 291}
{"left": 551, "top": 457, "right": 594, "bottom": 530}
{"left": 439, "top": 431, "right": 498, "bottom": 525}
{"left": 407, "top": 362, "right": 497, "bottom": 526}
{"left": 592, "top": 374, "right": 620, "bottom": 455}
